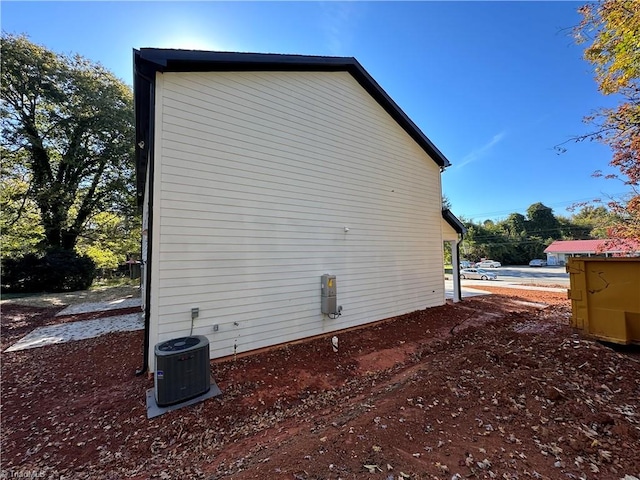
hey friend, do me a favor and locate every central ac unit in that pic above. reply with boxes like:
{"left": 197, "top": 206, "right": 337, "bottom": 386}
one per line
{"left": 154, "top": 335, "right": 210, "bottom": 407}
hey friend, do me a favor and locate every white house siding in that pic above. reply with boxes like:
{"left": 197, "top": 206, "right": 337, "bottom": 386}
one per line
{"left": 442, "top": 218, "right": 459, "bottom": 242}
{"left": 148, "top": 70, "right": 445, "bottom": 364}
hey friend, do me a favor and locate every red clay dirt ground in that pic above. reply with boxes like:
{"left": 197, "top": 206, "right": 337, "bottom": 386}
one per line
{"left": 2, "top": 287, "right": 639, "bottom": 480}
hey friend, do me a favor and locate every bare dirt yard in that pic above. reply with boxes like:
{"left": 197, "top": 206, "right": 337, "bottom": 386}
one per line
{"left": 2, "top": 286, "right": 639, "bottom": 480}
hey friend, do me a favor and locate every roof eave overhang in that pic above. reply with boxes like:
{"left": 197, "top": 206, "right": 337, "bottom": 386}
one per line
{"left": 442, "top": 209, "right": 467, "bottom": 236}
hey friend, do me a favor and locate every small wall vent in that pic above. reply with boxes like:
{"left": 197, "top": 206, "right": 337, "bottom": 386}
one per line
{"left": 154, "top": 335, "right": 210, "bottom": 407}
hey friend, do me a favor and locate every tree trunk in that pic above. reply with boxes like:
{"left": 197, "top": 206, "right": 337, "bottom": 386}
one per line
{"left": 61, "top": 229, "right": 79, "bottom": 251}
{"left": 42, "top": 223, "right": 79, "bottom": 252}
{"left": 39, "top": 189, "right": 75, "bottom": 251}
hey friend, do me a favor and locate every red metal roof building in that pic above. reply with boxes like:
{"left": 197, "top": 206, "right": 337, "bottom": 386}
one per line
{"left": 544, "top": 239, "right": 640, "bottom": 265}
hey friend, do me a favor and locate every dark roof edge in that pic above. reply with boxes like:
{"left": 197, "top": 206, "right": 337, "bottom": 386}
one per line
{"left": 442, "top": 209, "right": 467, "bottom": 235}
{"left": 134, "top": 48, "right": 451, "bottom": 168}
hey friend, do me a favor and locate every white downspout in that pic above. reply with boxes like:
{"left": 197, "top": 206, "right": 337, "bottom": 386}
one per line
{"left": 450, "top": 239, "right": 461, "bottom": 303}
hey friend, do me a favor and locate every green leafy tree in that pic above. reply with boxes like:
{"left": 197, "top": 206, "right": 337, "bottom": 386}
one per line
{"left": 495, "top": 214, "right": 526, "bottom": 264}
{"left": 504, "top": 213, "right": 527, "bottom": 237}
{"left": 442, "top": 194, "right": 452, "bottom": 211}
{"left": 0, "top": 148, "right": 45, "bottom": 257}
{"left": 461, "top": 221, "right": 513, "bottom": 263}
{"left": 1, "top": 34, "right": 135, "bottom": 253}
{"left": 525, "top": 203, "right": 562, "bottom": 240}
{"left": 459, "top": 223, "right": 486, "bottom": 262}
{"left": 75, "top": 211, "right": 141, "bottom": 271}
{"left": 459, "top": 202, "right": 624, "bottom": 265}
{"left": 557, "top": 216, "right": 592, "bottom": 240}
{"left": 568, "top": 205, "right": 618, "bottom": 238}
{"left": 573, "top": 1, "right": 640, "bottom": 244}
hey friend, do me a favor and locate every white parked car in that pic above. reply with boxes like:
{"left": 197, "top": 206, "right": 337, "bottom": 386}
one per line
{"left": 460, "top": 268, "right": 498, "bottom": 280}
{"left": 528, "top": 259, "right": 547, "bottom": 267}
{"left": 475, "top": 260, "right": 501, "bottom": 268}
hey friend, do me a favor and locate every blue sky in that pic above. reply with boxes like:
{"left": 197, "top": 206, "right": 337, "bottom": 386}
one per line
{"left": 1, "top": 1, "right": 625, "bottom": 223}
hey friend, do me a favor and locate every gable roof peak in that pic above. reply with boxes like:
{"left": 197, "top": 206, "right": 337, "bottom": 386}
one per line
{"left": 134, "top": 48, "right": 451, "bottom": 202}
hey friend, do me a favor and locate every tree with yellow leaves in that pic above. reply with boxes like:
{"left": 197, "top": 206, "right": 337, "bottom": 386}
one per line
{"left": 574, "top": 0, "right": 640, "bottom": 247}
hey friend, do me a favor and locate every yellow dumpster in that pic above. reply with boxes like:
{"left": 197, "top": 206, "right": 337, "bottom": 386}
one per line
{"left": 567, "top": 257, "right": 640, "bottom": 345}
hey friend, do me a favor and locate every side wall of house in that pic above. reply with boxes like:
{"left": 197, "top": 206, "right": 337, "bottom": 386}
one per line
{"left": 148, "top": 70, "right": 445, "bottom": 365}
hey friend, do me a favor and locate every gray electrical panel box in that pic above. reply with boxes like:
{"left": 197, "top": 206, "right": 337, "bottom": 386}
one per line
{"left": 321, "top": 274, "right": 338, "bottom": 315}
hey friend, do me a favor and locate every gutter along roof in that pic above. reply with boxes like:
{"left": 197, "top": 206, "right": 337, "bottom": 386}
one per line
{"left": 133, "top": 48, "right": 452, "bottom": 205}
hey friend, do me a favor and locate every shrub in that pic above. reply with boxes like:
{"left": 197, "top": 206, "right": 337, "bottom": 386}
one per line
{"left": 1, "top": 250, "right": 96, "bottom": 293}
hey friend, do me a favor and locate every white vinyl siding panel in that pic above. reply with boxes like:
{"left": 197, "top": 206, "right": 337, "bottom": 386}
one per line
{"left": 442, "top": 218, "right": 459, "bottom": 242}
{"left": 150, "top": 70, "right": 444, "bottom": 362}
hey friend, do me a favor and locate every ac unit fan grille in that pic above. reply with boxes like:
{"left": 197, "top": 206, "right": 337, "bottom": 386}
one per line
{"left": 157, "top": 336, "right": 202, "bottom": 352}
{"left": 154, "top": 335, "right": 210, "bottom": 407}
